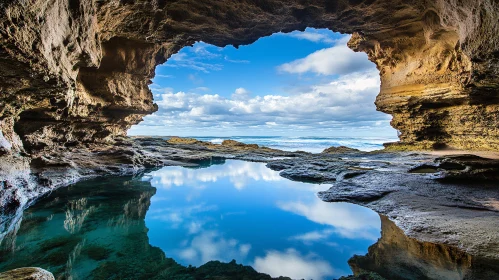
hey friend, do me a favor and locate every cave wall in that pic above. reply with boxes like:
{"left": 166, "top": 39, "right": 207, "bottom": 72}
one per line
{"left": 348, "top": 215, "right": 499, "bottom": 279}
{"left": 0, "top": 0, "right": 498, "bottom": 154}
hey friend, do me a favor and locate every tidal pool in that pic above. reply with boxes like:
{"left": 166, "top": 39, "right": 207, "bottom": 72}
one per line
{"left": 0, "top": 160, "right": 380, "bottom": 279}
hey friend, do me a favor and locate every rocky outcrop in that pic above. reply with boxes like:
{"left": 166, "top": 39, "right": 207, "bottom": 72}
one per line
{"left": 265, "top": 150, "right": 499, "bottom": 261}
{"left": 314, "top": 154, "right": 499, "bottom": 261}
{"left": 347, "top": 216, "right": 499, "bottom": 280}
{"left": 0, "top": 175, "right": 291, "bottom": 280}
{"left": 0, "top": 137, "right": 295, "bottom": 239}
{"left": 0, "top": 0, "right": 498, "bottom": 156}
{"left": 322, "top": 146, "right": 361, "bottom": 154}
{"left": 0, "top": 267, "right": 54, "bottom": 280}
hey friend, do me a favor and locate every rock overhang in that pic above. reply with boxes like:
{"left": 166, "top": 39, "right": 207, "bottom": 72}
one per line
{"left": 0, "top": 0, "right": 498, "bottom": 154}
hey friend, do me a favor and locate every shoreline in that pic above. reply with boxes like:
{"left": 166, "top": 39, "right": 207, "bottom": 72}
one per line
{"left": 1, "top": 137, "right": 499, "bottom": 278}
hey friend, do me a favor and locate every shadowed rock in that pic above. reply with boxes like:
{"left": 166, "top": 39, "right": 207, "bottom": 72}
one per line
{"left": 345, "top": 216, "right": 499, "bottom": 280}
{"left": 0, "top": 267, "right": 54, "bottom": 280}
{"left": 0, "top": 0, "right": 498, "bottom": 158}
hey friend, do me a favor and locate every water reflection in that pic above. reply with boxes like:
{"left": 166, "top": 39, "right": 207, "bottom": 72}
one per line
{"left": 349, "top": 216, "right": 499, "bottom": 280}
{"left": 145, "top": 160, "right": 381, "bottom": 279}
{"left": 1, "top": 160, "right": 494, "bottom": 279}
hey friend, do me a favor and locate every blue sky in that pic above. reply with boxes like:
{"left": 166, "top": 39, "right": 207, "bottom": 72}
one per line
{"left": 128, "top": 28, "right": 396, "bottom": 137}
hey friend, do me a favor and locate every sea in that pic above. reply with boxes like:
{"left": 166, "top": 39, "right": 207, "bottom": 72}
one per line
{"left": 184, "top": 136, "right": 398, "bottom": 153}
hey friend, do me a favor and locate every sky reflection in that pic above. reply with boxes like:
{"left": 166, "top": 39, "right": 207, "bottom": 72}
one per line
{"left": 145, "top": 160, "right": 380, "bottom": 279}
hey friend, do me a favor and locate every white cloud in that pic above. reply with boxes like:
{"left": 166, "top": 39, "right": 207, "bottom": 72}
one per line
{"left": 193, "top": 87, "right": 210, "bottom": 92}
{"left": 178, "top": 230, "right": 251, "bottom": 266}
{"left": 148, "top": 161, "right": 283, "bottom": 191}
{"left": 281, "top": 28, "right": 337, "bottom": 43}
{"left": 164, "top": 43, "right": 223, "bottom": 73}
{"left": 277, "top": 35, "right": 374, "bottom": 75}
{"left": 234, "top": 87, "right": 249, "bottom": 95}
{"left": 253, "top": 249, "right": 334, "bottom": 280}
{"left": 232, "top": 87, "right": 251, "bottom": 100}
{"left": 193, "top": 44, "right": 221, "bottom": 59}
{"left": 290, "top": 229, "right": 334, "bottom": 242}
{"left": 156, "top": 74, "right": 174, "bottom": 78}
{"left": 278, "top": 200, "right": 381, "bottom": 240}
{"left": 129, "top": 32, "right": 396, "bottom": 137}
{"left": 132, "top": 70, "right": 389, "bottom": 134}
{"left": 224, "top": 55, "right": 250, "bottom": 64}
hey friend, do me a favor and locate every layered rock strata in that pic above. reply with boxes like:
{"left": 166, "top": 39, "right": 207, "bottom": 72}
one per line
{"left": 347, "top": 216, "right": 499, "bottom": 280}
{"left": 1, "top": 137, "right": 499, "bottom": 265}
{"left": 0, "top": 0, "right": 498, "bottom": 156}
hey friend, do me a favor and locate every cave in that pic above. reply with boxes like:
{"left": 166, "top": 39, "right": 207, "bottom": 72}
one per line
{"left": 127, "top": 29, "right": 395, "bottom": 139}
{"left": 0, "top": 0, "right": 498, "bottom": 155}
{"left": 1, "top": 1, "right": 499, "bottom": 279}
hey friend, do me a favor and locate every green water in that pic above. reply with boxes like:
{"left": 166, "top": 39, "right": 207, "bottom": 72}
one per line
{"left": 0, "top": 161, "right": 381, "bottom": 279}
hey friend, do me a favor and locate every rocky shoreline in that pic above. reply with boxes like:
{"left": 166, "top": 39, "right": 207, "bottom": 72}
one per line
{"left": 1, "top": 137, "right": 499, "bottom": 279}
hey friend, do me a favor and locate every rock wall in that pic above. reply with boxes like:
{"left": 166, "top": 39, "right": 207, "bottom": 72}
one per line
{"left": 348, "top": 215, "right": 499, "bottom": 279}
{"left": 0, "top": 0, "right": 498, "bottom": 154}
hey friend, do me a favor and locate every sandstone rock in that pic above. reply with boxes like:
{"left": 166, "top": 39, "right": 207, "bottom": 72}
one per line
{"left": 0, "top": 267, "right": 54, "bottom": 280}
{"left": 0, "top": 0, "right": 498, "bottom": 155}
{"left": 221, "top": 139, "right": 259, "bottom": 149}
{"left": 166, "top": 137, "right": 202, "bottom": 145}
{"left": 322, "top": 146, "right": 361, "bottom": 154}
{"left": 347, "top": 216, "right": 499, "bottom": 280}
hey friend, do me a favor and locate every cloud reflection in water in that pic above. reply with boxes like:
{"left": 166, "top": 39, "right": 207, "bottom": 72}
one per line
{"left": 145, "top": 160, "right": 380, "bottom": 279}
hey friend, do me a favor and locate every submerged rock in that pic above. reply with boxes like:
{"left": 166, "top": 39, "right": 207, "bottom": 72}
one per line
{"left": 346, "top": 216, "right": 499, "bottom": 280}
{"left": 0, "top": 267, "right": 54, "bottom": 280}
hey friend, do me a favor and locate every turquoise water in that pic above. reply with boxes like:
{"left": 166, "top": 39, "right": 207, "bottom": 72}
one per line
{"left": 0, "top": 160, "right": 380, "bottom": 279}
{"left": 145, "top": 160, "right": 381, "bottom": 279}
{"left": 181, "top": 136, "right": 398, "bottom": 152}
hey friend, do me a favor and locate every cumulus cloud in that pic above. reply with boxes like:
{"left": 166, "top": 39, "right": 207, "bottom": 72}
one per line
{"left": 128, "top": 31, "right": 396, "bottom": 137}
{"left": 253, "top": 249, "right": 334, "bottom": 280}
{"left": 278, "top": 200, "right": 381, "bottom": 240}
{"left": 148, "top": 203, "right": 218, "bottom": 228}
{"left": 179, "top": 230, "right": 251, "bottom": 266}
{"left": 131, "top": 70, "right": 390, "bottom": 135}
{"left": 147, "top": 161, "right": 283, "bottom": 190}
{"left": 280, "top": 28, "right": 336, "bottom": 43}
{"left": 277, "top": 36, "right": 374, "bottom": 75}
{"left": 231, "top": 87, "right": 251, "bottom": 100}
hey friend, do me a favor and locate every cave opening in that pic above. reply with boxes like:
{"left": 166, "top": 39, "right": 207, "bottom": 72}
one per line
{"left": 128, "top": 28, "right": 397, "bottom": 152}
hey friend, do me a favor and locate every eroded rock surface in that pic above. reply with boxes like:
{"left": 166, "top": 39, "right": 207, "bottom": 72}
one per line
{"left": 347, "top": 216, "right": 499, "bottom": 280}
{"left": 0, "top": 0, "right": 498, "bottom": 156}
{"left": 0, "top": 137, "right": 296, "bottom": 238}
{"left": 0, "top": 267, "right": 54, "bottom": 280}
{"left": 0, "top": 176, "right": 290, "bottom": 280}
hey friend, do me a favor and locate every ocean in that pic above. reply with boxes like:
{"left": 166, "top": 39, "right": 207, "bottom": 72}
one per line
{"left": 186, "top": 136, "right": 398, "bottom": 153}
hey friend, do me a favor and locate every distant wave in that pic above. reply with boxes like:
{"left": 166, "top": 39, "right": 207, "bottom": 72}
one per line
{"left": 189, "top": 136, "right": 398, "bottom": 153}
{"left": 208, "top": 138, "right": 225, "bottom": 144}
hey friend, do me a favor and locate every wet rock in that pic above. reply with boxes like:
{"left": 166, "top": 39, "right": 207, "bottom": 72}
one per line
{"left": 346, "top": 216, "right": 499, "bottom": 280}
{"left": 434, "top": 155, "right": 499, "bottom": 181}
{"left": 2, "top": 137, "right": 499, "bottom": 268}
{"left": 320, "top": 182, "right": 393, "bottom": 203}
{"left": 0, "top": 267, "right": 54, "bottom": 280}
{"left": 319, "top": 162, "right": 499, "bottom": 260}
{"left": 322, "top": 146, "right": 361, "bottom": 154}
{"left": 0, "top": 0, "right": 498, "bottom": 162}
{"left": 280, "top": 168, "right": 337, "bottom": 183}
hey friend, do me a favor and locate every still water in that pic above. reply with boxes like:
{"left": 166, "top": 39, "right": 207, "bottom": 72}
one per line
{"left": 0, "top": 160, "right": 380, "bottom": 279}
